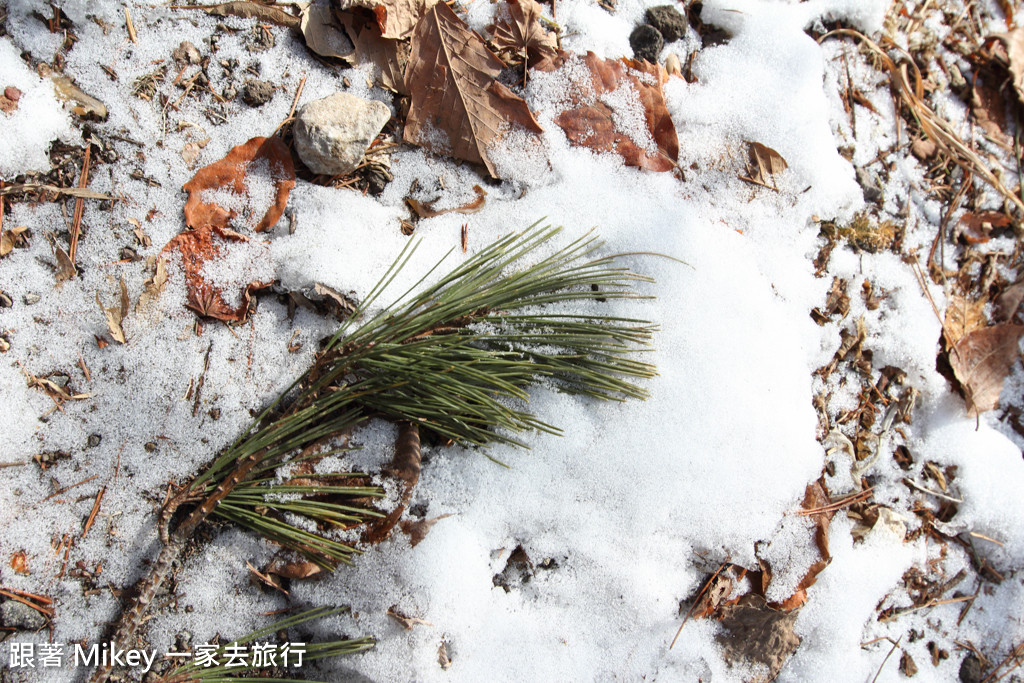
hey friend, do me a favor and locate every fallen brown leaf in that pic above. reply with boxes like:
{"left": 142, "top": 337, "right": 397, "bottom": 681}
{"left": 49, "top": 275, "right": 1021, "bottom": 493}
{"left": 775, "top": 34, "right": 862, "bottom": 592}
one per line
{"left": 949, "top": 323, "right": 1024, "bottom": 416}
{"left": 264, "top": 556, "right": 324, "bottom": 580}
{"left": 335, "top": 9, "right": 408, "bottom": 93}
{"left": 183, "top": 136, "right": 295, "bottom": 233}
{"left": 174, "top": 1, "right": 301, "bottom": 29}
{"left": 958, "top": 210, "right": 1012, "bottom": 244}
{"left": 533, "top": 52, "right": 678, "bottom": 172}
{"left": 1000, "top": 27, "right": 1024, "bottom": 105}
{"left": 944, "top": 294, "right": 987, "bottom": 348}
{"left": 971, "top": 80, "right": 1008, "bottom": 139}
{"left": 336, "top": 0, "right": 438, "bottom": 39}
{"left": 490, "top": 0, "right": 557, "bottom": 67}
{"left": 161, "top": 225, "right": 270, "bottom": 322}
{"left": 96, "top": 277, "right": 130, "bottom": 344}
{"left": 740, "top": 141, "right": 788, "bottom": 188}
{"left": 995, "top": 280, "right": 1024, "bottom": 322}
{"left": 407, "top": 185, "right": 487, "bottom": 218}
{"left": 136, "top": 257, "right": 169, "bottom": 311}
{"left": 404, "top": 2, "right": 543, "bottom": 178}
{"left": 387, "top": 605, "right": 433, "bottom": 629}
{"left": 301, "top": 3, "right": 354, "bottom": 59}
{"left": 0, "top": 225, "right": 27, "bottom": 257}
{"left": 10, "top": 551, "right": 29, "bottom": 575}
{"left": 399, "top": 513, "right": 453, "bottom": 547}
{"left": 716, "top": 594, "right": 801, "bottom": 683}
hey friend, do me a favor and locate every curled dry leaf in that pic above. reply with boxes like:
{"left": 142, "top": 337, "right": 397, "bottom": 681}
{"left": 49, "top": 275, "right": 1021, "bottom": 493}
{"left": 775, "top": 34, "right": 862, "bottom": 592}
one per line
{"left": 96, "top": 277, "right": 130, "bottom": 344}
{"left": 335, "top": 0, "right": 439, "bottom": 39}
{"left": 387, "top": 605, "right": 434, "bottom": 629}
{"left": 958, "top": 210, "right": 1012, "bottom": 244}
{"left": 10, "top": 550, "right": 29, "bottom": 575}
{"left": 183, "top": 136, "right": 295, "bottom": 234}
{"left": 264, "top": 556, "right": 325, "bottom": 580}
{"left": 161, "top": 225, "right": 271, "bottom": 322}
{"left": 407, "top": 185, "right": 487, "bottom": 218}
{"left": 770, "top": 481, "right": 833, "bottom": 612}
{"left": 489, "top": 0, "right": 557, "bottom": 67}
{"left": 335, "top": 9, "right": 408, "bottom": 93}
{"left": 399, "top": 513, "right": 453, "bottom": 547}
{"left": 999, "top": 27, "right": 1024, "bottom": 105}
{"left": 136, "top": 257, "right": 169, "bottom": 312}
{"left": 741, "top": 141, "right": 788, "bottom": 188}
{"left": 948, "top": 323, "right": 1024, "bottom": 417}
{"left": 301, "top": 3, "right": 355, "bottom": 59}
{"left": 404, "top": 2, "right": 543, "bottom": 178}
{"left": 0, "top": 225, "right": 28, "bottom": 257}
{"left": 179, "top": 1, "right": 301, "bottom": 29}
{"left": 715, "top": 594, "right": 801, "bottom": 682}
{"left": 533, "top": 52, "right": 678, "bottom": 172}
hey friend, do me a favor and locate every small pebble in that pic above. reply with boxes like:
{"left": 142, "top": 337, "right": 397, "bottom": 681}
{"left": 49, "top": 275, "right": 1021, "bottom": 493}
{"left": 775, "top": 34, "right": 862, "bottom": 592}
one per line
{"left": 24, "top": 293, "right": 41, "bottom": 305}
{"left": 144, "top": 441, "right": 158, "bottom": 453}
{"left": 242, "top": 79, "right": 274, "bottom": 107}
{"left": 629, "top": 24, "right": 664, "bottom": 64}
{"left": 87, "top": 434, "right": 102, "bottom": 448}
{"left": 645, "top": 6, "right": 687, "bottom": 43}
{"left": 0, "top": 290, "right": 12, "bottom": 308}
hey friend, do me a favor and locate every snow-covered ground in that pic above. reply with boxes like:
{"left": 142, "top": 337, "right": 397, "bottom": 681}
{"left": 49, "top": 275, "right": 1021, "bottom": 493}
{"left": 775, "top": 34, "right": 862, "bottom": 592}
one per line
{"left": 2, "top": 0, "right": 1023, "bottom": 680}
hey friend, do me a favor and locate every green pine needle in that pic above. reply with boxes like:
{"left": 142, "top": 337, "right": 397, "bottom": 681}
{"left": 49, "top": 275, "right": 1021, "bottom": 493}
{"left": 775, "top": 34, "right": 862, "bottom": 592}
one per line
{"left": 190, "top": 224, "right": 659, "bottom": 569}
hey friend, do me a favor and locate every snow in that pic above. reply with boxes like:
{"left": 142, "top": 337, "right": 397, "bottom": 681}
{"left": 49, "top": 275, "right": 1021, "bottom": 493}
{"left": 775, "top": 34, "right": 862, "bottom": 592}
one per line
{"left": 2, "top": 0, "right": 1024, "bottom": 681}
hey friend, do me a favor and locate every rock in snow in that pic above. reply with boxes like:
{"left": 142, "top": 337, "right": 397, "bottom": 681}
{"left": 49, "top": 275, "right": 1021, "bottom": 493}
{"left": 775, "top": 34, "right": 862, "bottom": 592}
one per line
{"left": 293, "top": 92, "right": 391, "bottom": 176}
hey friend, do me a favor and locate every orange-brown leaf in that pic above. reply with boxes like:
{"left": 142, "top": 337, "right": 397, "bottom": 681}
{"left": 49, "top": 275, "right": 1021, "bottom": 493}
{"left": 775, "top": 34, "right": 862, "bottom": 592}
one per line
{"left": 949, "top": 324, "right": 1024, "bottom": 416}
{"left": 404, "top": 2, "right": 543, "bottom": 178}
{"left": 534, "top": 52, "right": 678, "bottom": 172}
{"left": 161, "top": 225, "right": 270, "bottom": 322}
{"left": 183, "top": 136, "right": 295, "bottom": 233}
{"left": 10, "top": 550, "right": 29, "bottom": 575}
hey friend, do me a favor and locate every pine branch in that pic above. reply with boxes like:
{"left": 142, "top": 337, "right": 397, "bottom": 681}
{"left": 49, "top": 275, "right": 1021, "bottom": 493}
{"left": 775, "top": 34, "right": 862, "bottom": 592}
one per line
{"left": 91, "top": 225, "right": 659, "bottom": 683}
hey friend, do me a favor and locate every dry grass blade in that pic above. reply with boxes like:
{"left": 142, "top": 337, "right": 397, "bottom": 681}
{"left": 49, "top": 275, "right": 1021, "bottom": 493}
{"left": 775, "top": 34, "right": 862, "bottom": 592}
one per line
{"left": 823, "top": 29, "right": 1024, "bottom": 214}
{"left": 0, "top": 183, "right": 113, "bottom": 200}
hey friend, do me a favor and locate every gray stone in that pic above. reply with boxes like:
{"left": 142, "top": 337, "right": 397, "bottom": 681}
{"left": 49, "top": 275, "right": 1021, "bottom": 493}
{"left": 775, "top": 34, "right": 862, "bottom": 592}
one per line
{"left": 629, "top": 24, "right": 664, "bottom": 64}
{"left": 1, "top": 599, "right": 47, "bottom": 630}
{"left": 645, "top": 6, "right": 687, "bottom": 42}
{"left": 293, "top": 93, "right": 391, "bottom": 176}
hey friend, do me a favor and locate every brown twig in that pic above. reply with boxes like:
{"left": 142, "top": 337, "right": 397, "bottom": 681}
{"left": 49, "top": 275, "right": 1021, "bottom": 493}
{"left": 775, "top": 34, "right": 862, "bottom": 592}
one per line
{"left": 69, "top": 144, "right": 92, "bottom": 266}
{"left": 43, "top": 474, "right": 99, "bottom": 502}
{"left": 0, "top": 588, "right": 54, "bottom": 618}
{"left": 273, "top": 73, "right": 307, "bottom": 136}
{"left": 362, "top": 422, "right": 421, "bottom": 544}
{"left": 670, "top": 559, "right": 730, "bottom": 649}
{"left": 81, "top": 486, "right": 106, "bottom": 539}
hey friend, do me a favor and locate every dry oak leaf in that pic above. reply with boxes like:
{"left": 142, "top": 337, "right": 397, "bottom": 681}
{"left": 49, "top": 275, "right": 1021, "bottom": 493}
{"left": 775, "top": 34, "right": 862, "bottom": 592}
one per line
{"left": 183, "top": 136, "right": 295, "bottom": 233}
{"left": 533, "top": 51, "right": 679, "bottom": 172}
{"left": 335, "top": 0, "right": 438, "bottom": 39}
{"left": 489, "top": 0, "right": 557, "bottom": 67}
{"left": 404, "top": 2, "right": 543, "bottom": 178}
{"left": 958, "top": 210, "right": 1012, "bottom": 244}
{"left": 301, "top": 2, "right": 355, "bottom": 59}
{"left": 741, "top": 141, "right": 787, "bottom": 187}
{"left": 949, "top": 323, "right": 1024, "bottom": 417}
{"left": 943, "top": 294, "right": 987, "bottom": 349}
{"left": 161, "top": 225, "right": 271, "bottom": 322}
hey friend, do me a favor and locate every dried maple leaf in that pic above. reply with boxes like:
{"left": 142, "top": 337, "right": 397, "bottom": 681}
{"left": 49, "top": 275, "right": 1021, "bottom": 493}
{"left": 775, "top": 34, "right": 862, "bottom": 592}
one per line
{"left": 533, "top": 52, "right": 678, "bottom": 172}
{"left": 183, "top": 136, "right": 295, "bottom": 233}
{"left": 161, "top": 225, "right": 271, "bottom": 322}
{"left": 404, "top": 2, "right": 543, "bottom": 178}
{"left": 335, "top": 0, "right": 438, "bottom": 39}
{"left": 948, "top": 323, "right": 1024, "bottom": 416}
{"left": 489, "top": 0, "right": 557, "bottom": 67}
